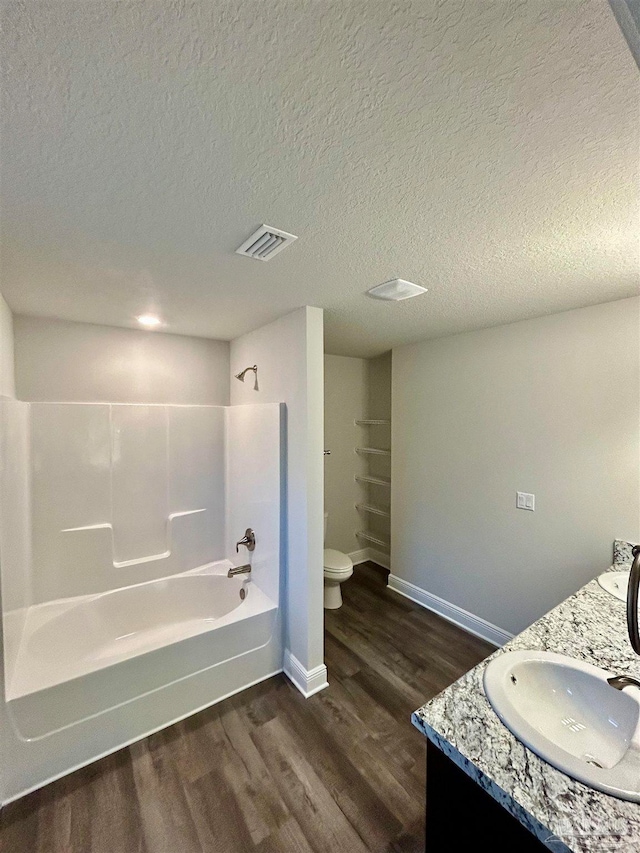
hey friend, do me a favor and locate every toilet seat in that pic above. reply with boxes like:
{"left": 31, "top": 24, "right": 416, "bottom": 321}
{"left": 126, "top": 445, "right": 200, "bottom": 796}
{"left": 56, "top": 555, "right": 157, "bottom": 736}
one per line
{"left": 324, "top": 567, "right": 353, "bottom": 582}
{"left": 323, "top": 548, "right": 353, "bottom": 572}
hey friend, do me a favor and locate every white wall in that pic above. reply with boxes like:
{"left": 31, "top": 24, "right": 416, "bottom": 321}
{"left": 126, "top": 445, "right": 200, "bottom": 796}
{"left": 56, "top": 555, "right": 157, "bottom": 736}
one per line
{"left": 0, "top": 295, "right": 15, "bottom": 399}
{"left": 324, "top": 355, "right": 367, "bottom": 554}
{"left": 368, "top": 351, "right": 392, "bottom": 421}
{"left": 392, "top": 297, "right": 640, "bottom": 638}
{"left": 231, "top": 307, "right": 326, "bottom": 692}
{"left": 14, "top": 316, "right": 229, "bottom": 405}
{"left": 0, "top": 292, "right": 22, "bottom": 805}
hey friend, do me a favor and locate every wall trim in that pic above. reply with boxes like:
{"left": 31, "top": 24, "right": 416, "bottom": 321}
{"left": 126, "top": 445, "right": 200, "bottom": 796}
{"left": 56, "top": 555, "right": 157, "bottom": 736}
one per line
{"left": 348, "top": 547, "right": 390, "bottom": 570}
{"left": 283, "top": 649, "right": 328, "bottom": 698}
{"left": 387, "top": 574, "right": 513, "bottom": 647}
{"left": 348, "top": 548, "right": 370, "bottom": 565}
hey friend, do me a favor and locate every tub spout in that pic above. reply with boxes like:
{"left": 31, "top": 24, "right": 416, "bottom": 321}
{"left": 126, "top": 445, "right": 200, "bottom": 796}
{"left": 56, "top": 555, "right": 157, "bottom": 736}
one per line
{"left": 228, "top": 564, "right": 251, "bottom": 577}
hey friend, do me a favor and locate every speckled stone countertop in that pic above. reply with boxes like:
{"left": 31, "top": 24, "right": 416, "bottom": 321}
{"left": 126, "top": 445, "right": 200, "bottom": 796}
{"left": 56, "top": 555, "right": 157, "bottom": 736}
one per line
{"left": 412, "top": 541, "right": 640, "bottom": 853}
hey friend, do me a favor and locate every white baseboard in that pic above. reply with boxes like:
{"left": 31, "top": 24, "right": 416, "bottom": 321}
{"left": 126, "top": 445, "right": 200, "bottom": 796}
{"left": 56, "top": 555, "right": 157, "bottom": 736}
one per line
{"left": 387, "top": 574, "right": 512, "bottom": 648}
{"left": 283, "top": 649, "right": 329, "bottom": 698}
{"left": 348, "top": 548, "right": 370, "bottom": 565}
{"left": 348, "top": 547, "right": 390, "bottom": 570}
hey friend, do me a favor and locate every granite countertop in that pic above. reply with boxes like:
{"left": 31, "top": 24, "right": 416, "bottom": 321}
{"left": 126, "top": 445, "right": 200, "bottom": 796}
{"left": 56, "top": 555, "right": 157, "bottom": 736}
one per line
{"left": 412, "top": 540, "right": 640, "bottom": 853}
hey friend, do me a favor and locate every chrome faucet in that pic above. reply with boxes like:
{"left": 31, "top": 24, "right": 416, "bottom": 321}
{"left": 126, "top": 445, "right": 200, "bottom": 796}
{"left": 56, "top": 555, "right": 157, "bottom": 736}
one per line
{"left": 236, "top": 528, "right": 256, "bottom": 552}
{"left": 607, "top": 674, "right": 640, "bottom": 691}
{"left": 228, "top": 563, "right": 251, "bottom": 578}
{"left": 607, "top": 546, "right": 640, "bottom": 693}
{"left": 626, "top": 545, "right": 640, "bottom": 655}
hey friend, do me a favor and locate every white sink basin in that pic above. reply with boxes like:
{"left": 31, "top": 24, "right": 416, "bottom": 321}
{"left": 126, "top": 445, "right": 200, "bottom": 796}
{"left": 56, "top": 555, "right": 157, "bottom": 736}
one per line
{"left": 483, "top": 650, "right": 640, "bottom": 801}
{"left": 598, "top": 570, "right": 630, "bottom": 602}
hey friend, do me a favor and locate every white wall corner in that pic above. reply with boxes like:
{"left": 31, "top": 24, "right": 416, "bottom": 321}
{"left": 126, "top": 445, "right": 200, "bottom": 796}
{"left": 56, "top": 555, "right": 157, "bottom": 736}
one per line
{"left": 283, "top": 649, "right": 328, "bottom": 698}
{"left": 367, "top": 548, "right": 390, "bottom": 570}
{"left": 387, "top": 574, "right": 513, "bottom": 648}
{"left": 0, "top": 292, "right": 16, "bottom": 400}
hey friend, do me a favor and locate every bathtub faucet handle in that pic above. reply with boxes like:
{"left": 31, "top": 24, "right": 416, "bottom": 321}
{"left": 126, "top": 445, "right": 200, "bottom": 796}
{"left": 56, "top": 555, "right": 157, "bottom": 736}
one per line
{"left": 236, "top": 528, "right": 256, "bottom": 553}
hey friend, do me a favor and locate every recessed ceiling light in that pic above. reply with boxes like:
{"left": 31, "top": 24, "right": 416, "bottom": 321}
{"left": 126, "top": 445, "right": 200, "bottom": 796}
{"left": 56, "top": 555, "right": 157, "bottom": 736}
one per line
{"left": 136, "top": 314, "right": 162, "bottom": 328}
{"left": 366, "top": 279, "right": 427, "bottom": 301}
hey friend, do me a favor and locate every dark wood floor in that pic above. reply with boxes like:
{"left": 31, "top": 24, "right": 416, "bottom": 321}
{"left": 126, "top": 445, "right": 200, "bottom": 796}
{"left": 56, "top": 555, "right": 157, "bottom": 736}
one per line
{"left": 0, "top": 563, "right": 493, "bottom": 853}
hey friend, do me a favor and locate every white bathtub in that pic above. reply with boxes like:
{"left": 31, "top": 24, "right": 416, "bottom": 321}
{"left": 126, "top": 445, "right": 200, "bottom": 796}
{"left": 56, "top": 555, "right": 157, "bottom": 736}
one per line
{"left": 5, "top": 560, "right": 278, "bottom": 739}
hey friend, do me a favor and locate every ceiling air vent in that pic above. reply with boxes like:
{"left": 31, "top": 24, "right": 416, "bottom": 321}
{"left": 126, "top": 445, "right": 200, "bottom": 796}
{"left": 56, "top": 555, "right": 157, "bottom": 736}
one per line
{"left": 235, "top": 224, "right": 298, "bottom": 261}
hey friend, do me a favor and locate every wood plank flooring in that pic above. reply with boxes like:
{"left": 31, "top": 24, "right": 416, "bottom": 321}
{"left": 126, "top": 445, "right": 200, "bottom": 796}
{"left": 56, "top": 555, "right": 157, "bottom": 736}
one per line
{"left": 0, "top": 563, "right": 493, "bottom": 853}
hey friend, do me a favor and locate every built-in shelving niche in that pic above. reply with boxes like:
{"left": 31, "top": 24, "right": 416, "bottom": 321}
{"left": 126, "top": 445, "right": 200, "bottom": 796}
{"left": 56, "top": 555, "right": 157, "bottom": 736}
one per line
{"left": 355, "top": 474, "right": 390, "bottom": 487}
{"left": 355, "top": 503, "right": 390, "bottom": 518}
{"left": 356, "top": 530, "right": 390, "bottom": 549}
{"left": 355, "top": 419, "right": 391, "bottom": 559}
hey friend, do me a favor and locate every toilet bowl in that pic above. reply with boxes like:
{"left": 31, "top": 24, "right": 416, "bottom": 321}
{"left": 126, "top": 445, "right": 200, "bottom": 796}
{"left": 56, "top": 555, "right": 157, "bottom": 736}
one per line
{"left": 323, "top": 512, "right": 353, "bottom": 609}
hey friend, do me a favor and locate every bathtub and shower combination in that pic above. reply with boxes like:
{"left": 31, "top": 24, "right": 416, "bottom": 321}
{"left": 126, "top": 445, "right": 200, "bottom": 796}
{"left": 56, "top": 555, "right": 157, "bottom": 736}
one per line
{"left": 0, "top": 399, "right": 283, "bottom": 802}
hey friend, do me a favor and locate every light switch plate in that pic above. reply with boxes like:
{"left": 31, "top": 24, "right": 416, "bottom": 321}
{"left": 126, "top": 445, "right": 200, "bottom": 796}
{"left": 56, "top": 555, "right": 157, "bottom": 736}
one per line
{"left": 517, "top": 491, "right": 535, "bottom": 511}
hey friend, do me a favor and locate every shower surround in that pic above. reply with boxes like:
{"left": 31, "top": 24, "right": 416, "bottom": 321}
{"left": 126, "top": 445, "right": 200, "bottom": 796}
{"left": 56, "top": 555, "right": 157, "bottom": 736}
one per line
{"left": 0, "top": 399, "right": 282, "bottom": 802}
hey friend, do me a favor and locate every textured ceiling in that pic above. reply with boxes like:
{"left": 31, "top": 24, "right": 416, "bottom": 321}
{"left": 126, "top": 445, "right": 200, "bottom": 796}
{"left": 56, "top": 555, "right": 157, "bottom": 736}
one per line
{"left": 1, "top": 0, "right": 638, "bottom": 357}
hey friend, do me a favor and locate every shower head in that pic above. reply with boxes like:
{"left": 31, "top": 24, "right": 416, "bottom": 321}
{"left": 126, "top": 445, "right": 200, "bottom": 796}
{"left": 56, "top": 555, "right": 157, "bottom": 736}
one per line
{"left": 234, "top": 365, "right": 258, "bottom": 382}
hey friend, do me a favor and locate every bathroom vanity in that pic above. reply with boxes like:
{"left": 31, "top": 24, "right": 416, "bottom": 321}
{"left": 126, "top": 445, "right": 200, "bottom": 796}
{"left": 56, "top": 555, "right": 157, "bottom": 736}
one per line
{"left": 413, "top": 542, "right": 640, "bottom": 852}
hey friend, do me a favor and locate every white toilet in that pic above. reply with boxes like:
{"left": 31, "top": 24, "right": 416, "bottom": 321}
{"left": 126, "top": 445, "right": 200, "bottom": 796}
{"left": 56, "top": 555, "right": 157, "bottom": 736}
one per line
{"left": 323, "top": 512, "right": 353, "bottom": 609}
